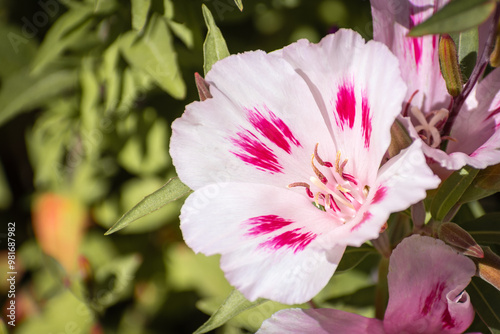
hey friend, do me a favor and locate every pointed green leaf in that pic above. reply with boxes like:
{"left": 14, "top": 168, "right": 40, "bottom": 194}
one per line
{"left": 459, "top": 163, "right": 500, "bottom": 204}
{"left": 105, "top": 177, "right": 191, "bottom": 235}
{"left": 0, "top": 24, "right": 38, "bottom": 78}
{"left": 131, "top": 0, "right": 151, "bottom": 31}
{"left": 0, "top": 69, "right": 78, "bottom": 126}
{"left": 120, "top": 13, "right": 186, "bottom": 99}
{"left": 168, "top": 21, "right": 194, "bottom": 48}
{"left": 456, "top": 28, "right": 479, "bottom": 80}
{"left": 430, "top": 166, "right": 479, "bottom": 221}
{"left": 194, "top": 289, "right": 266, "bottom": 334}
{"left": 409, "top": 0, "right": 495, "bottom": 36}
{"left": 467, "top": 277, "right": 500, "bottom": 333}
{"left": 234, "top": 0, "right": 243, "bottom": 11}
{"left": 202, "top": 4, "right": 230, "bottom": 75}
{"left": 460, "top": 213, "right": 500, "bottom": 244}
{"left": 336, "top": 244, "right": 377, "bottom": 273}
{"left": 31, "top": 6, "right": 94, "bottom": 74}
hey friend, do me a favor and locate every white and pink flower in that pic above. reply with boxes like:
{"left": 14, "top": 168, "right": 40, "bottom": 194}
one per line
{"left": 257, "top": 235, "right": 477, "bottom": 333}
{"left": 170, "top": 29, "right": 440, "bottom": 304}
{"left": 371, "top": 0, "right": 500, "bottom": 170}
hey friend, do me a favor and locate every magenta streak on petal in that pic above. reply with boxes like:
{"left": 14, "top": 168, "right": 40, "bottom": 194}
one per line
{"left": 372, "top": 186, "right": 387, "bottom": 204}
{"left": 246, "top": 107, "right": 301, "bottom": 154}
{"left": 266, "top": 106, "right": 302, "bottom": 148}
{"left": 335, "top": 81, "right": 356, "bottom": 129}
{"left": 441, "top": 308, "right": 456, "bottom": 330}
{"left": 485, "top": 105, "right": 500, "bottom": 121}
{"left": 260, "top": 228, "right": 317, "bottom": 253}
{"left": 230, "top": 130, "right": 283, "bottom": 173}
{"left": 350, "top": 211, "right": 372, "bottom": 232}
{"left": 361, "top": 92, "right": 372, "bottom": 148}
{"left": 245, "top": 215, "right": 294, "bottom": 237}
{"left": 409, "top": 11, "right": 423, "bottom": 69}
{"left": 421, "top": 282, "right": 446, "bottom": 316}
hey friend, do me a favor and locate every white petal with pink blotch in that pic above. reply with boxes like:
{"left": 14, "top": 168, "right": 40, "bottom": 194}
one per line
{"left": 171, "top": 29, "right": 440, "bottom": 304}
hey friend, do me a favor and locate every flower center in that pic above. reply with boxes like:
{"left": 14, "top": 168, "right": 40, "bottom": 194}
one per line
{"left": 288, "top": 143, "right": 367, "bottom": 223}
{"left": 410, "top": 106, "right": 450, "bottom": 148}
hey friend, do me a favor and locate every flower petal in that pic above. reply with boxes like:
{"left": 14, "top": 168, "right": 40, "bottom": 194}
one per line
{"left": 371, "top": 0, "right": 450, "bottom": 114}
{"left": 384, "top": 235, "right": 476, "bottom": 334}
{"left": 440, "top": 67, "right": 500, "bottom": 169}
{"left": 170, "top": 50, "right": 334, "bottom": 191}
{"left": 279, "top": 29, "right": 407, "bottom": 185}
{"left": 180, "top": 183, "right": 345, "bottom": 304}
{"left": 321, "top": 140, "right": 440, "bottom": 246}
{"left": 257, "top": 308, "right": 385, "bottom": 334}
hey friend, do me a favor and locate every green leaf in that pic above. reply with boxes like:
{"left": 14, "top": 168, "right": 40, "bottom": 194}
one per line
{"left": 336, "top": 245, "right": 377, "bottom": 273}
{"left": 194, "top": 289, "right": 266, "bottom": 334}
{"left": 202, "top": 4, "right": 230, "bottom": 75}
{"left": 459, "top": 163, "right": 500, "bottom": 204}
{"left": 131, "top": 0, "right": 151, "bottom": 31}
{"left": 467, "top": 277, "right": 500, "bottom": 333}
{"left": 460, "top": 213, "right": 500, "bottom": 244}
{"left": 234, "top": 0, "right": 243, "bottom": 11}
{"left": 0, "top": 69, "right": 78, "bottom": 126}
{"left": 120, "top": 13, "right": 186, "bottom": 99}
{"left": 105, "top": 177, "right": 191, "bottom": 235}
{"left": 31, "top": 5, "right": 94, "bottom": 74}
{"left": 408, "top": 0, "right": 495, "bottom": 36}
{"left": 94, "top": 254, "right": 142, "bottom": 310}
{"left": 455, "top": 28, "right": 479, "bottom": 80}
{"left": 0, "top": 23, "right": 38, "bottom": 78}
{"left": 430, "top": 166, "right": 479, "bottom": 221}
{"left": 168, "top": 21, "right": 194, "bottom": 48}
{"left": 101, "top": 41, "right": 122, "bottom": 112}
{"left": 117, "top": 108, "right": 171, "bottom": 175}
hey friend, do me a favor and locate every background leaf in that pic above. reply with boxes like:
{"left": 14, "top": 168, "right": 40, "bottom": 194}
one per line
{"left": 0, "top": 69, "right": 78, "bottom": 126}
{"left": 431, "top": 166, "right": 479, "bottom": 221}
{"left": 467, "top": 277, "right": 500, "bottom": 333}
{"left": 194, "top": 289, "right": 266, "bottom": 334}
{"left": 120, "top": 13, "right": 186, "bottom": 99}
{"left": 460, "top": 213, "right": 500, "bottom": 245}
{"left": 409, "top": 0, "right": 495, "bottom": 36}
{"left": 105, "top": 177, "right": 191, "bottom": 235}
{"left": 202, "top": 4, "right": 230, "bottom": 75}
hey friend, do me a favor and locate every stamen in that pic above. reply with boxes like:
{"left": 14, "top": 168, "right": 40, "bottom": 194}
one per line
{"left": 310, "top": 176, "right": 354, "bottom": 209}
{"left": 411, "top": 106, "right": 451, "bottom": 148}
{"left": 314, "top": 143, "right": 333, "bottom": 167}
{"left": 403, "top": 90, "right": 419, "bottom": 117}
{"left": 335, "top": 151, "right": 341, "bottom": 173}
{"left": 342, "top": 173, "right": 358, "bottom": 185}
{"left": 288, "top": 182, "right": 314, "bottom": 198}
{"left": 328, "top": 194, "right": 340, "bottom": 212}
{"left": 311, "top": 154, "right": 328, "bottom": 184}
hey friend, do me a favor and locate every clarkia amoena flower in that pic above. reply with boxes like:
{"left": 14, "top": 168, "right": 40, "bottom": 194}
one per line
{"left": 372, "top": 0, "right": 500, "bottom": 170}
{"left": 170, "top": 29, "right": 440, "bottom": 304}
{"left": 257, "top": 235, "right": 477, "bottom": 334}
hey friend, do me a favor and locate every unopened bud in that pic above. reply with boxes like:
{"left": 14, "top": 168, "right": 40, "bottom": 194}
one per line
{"left": 438, "top": 222, "right": 484, "bottom": 258}
{"left": 476, "top": 247, "right": 500, "bottom": 291}
{"left": 195, "top": 72, "right": 212, "bottom": 101}
{"left": 439, "top": 34, "right": 463, "bottom": 97}
{"left": 388, "top": 119, "right": 412, "bottom": 158}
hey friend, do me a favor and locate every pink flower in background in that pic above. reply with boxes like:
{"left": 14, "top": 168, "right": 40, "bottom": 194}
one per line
{"left": 257, "top": 235, "right": 477, "bottom": 333}
{"left": 371, "top": 0, "right": 500, "bottom": 170}
{"left": 170, "top": 29, "right": 440, "bottom": 304}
